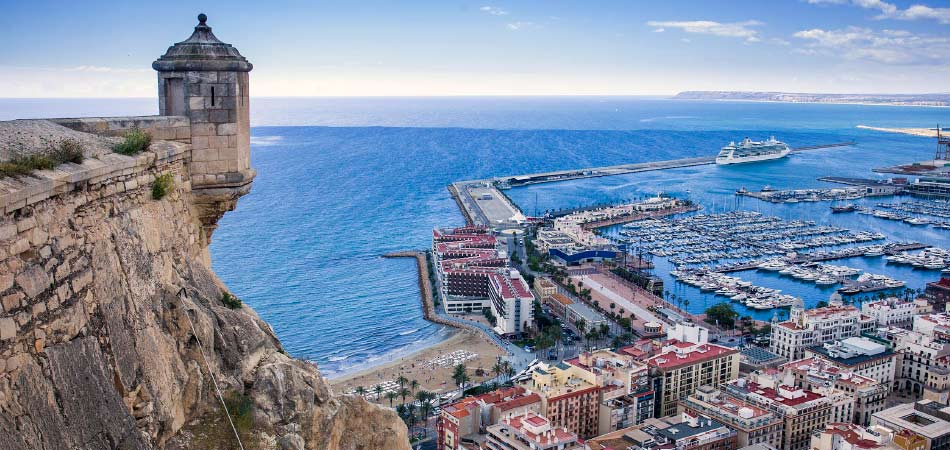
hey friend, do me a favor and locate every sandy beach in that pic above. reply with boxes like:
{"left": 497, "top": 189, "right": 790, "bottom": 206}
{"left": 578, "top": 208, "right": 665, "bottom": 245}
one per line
{"left": 857, "top": 125, "right": 940, "bottom": 137}
{"left": 328, "top": 329, "right": 507, "bottom": 402}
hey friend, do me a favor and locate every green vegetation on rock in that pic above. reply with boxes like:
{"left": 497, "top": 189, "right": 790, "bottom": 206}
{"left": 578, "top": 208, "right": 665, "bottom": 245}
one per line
{"left": 221, "top": 292, "right": 243, "bottom": 309}
{"left": 0, "top": 139, "right": 84, "bottom": 178}
{"left": 113, "top": 129, "right": 152, "bottom": 155}
{"left": 152, "top": 173, "right": 175, "bottom": 200}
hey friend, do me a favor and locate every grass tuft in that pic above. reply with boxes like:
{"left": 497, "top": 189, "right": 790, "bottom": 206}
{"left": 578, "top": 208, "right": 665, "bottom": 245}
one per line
{"left": 151, "top": 173, "right": 175, "bottom": 200}
{"left": 113, "top": 129, "right": 152, "bottom": 155}
{"left": 0, "top": 139, "right": 85, "bottom": 179}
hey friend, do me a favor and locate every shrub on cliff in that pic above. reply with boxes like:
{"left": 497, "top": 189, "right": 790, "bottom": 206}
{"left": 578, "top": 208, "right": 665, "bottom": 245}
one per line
{"left": 0, "top": 139, "right": 85, "bottom": 178}
{"left": 221, "top": 292, "right": 242, "bottom": 309}
{"left": 113, "top": 129, "right": 152, "bottom": 155}
{"left": 152, "top": 173, "right": 175, "bottom": 200}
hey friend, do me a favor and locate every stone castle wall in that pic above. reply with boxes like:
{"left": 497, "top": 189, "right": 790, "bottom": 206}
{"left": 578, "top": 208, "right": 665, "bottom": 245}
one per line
{"left": 51, "top": 116, "right": 192, "bottom": 143}
{"left": 0, "top": 122, "right": 410, "bottom": 449}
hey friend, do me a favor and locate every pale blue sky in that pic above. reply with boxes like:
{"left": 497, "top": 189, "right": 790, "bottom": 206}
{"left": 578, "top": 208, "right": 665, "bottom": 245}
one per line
{"left": 1, "top": 0, "right": 949, "bottom": 97}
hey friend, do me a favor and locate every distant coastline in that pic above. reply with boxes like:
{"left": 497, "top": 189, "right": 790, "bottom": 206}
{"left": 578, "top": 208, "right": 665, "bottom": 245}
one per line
{"left": 856, "top": 125, "right": 941, "bottom": 138}
{"left": 674, "top": 91, "right": 950, "bottom": 107}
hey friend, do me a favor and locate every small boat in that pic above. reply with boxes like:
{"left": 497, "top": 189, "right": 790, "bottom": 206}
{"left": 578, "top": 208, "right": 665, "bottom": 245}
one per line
{"left": 831, "top": 204, "right": 857, "bottom": 213}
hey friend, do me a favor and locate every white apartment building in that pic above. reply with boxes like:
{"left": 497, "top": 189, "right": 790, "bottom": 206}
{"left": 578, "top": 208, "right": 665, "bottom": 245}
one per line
{"left": 803, "top": 337, "right": 897, "bottom": 389}
{"left": 771, "top": 305, "right": 875, "bottom": 361}
{"left": 914, "top": 312, "right": 950, "bottom": 340}
{"left": 889, "top": 328, "right": 950, "bottom": 395}
{"left": 862, "top": 298, "right": 915, "bottom": 328}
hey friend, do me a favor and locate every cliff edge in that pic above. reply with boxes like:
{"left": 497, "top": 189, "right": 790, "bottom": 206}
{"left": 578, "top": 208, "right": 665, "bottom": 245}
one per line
{"left": 0, "top": 119, "right": 410, "bottom": 449}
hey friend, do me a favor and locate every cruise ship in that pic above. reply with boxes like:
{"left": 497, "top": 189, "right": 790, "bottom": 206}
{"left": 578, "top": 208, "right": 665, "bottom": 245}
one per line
{"left": 715, "top": 136, "right": 791, "bottom": 165}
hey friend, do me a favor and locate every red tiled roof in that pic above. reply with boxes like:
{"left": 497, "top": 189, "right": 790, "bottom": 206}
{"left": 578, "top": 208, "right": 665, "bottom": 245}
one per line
{"left": 503, "top": 413, "right": 577, "bottom": 446}
{"left": 496, "top": 393, "right": 541, "bottom": 411}
{"left": 741, "top": 381, "right": 824, "bottom": 407}
{"left": 646, "top": 344, "right": 737, "bottom": 370}
{"left": 821, "top": 423, "right": 881, "bottom": 449}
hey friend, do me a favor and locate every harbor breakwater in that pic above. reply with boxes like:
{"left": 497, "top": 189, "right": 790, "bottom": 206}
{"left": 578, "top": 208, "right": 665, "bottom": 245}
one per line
{"left": 382, "top": 251, "right": 510, "bottom": 353}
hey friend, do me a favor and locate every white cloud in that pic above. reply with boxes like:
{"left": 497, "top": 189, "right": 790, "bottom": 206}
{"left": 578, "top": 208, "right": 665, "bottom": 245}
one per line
{"left": 897, "top": 5, "right": 950, "bottom": 24}
{"left": 793, "top": 26, "right": 950, "bottom": 64}
{"left": 479, "top": 6, "right": 508, "bottom": 16}
{"left": 807, "top": 0, "right": 950, "bottom": 24}
{"left": 646, "top": 20, "right": 763, "bottom": 42}
{"left": 506, "top": 21, "right": 536, "bottom": 31}
{"left": 653, "top": 28, "right": 665, "bottom": 33}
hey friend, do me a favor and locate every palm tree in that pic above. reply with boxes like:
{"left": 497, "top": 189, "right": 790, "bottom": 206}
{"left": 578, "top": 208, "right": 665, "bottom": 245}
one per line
{"left": 355, "top": 386, "right": 366, "bottom": 397}
{"left": 404, "top": 402, "right": 418, "bottom": 430}
{"left": 575, "top": 318, "right": 587, "bottom": 336}
{"left": 682, "top": 298, "right": 690, "bottom": 311}
{"left": 397, "top": 375, "right": 408, "bottom": 391}
{"left": 585, "top": 330, "right": 598, "bottom": 351}
{"left": 503, "top": 360, "right": 515, "bottom": 382}
{"left": 399, "top": 387, "right": 411, "bottom": 405}
{"left": 385, "top": 391, "right": 397, "bottom": 407}
{"left": 492, "top": 361, "right": 504, "bottom": 381}
{"left": 396, "top": 404, "right": 407, "bottom": 421}
{"left": 416, "top": 390, "right": 435, "bottom": 437}
{"left": 373, "top": 385, "right": 384, "bottom": 402}
{"left": 612, "top": 335, "right": 624, "bottom": 349}
{"left": 410, "top": 379, "right": 420, "bottom": 395}
{"left": 452, "top": 363, "right": 470, "bottom": 390}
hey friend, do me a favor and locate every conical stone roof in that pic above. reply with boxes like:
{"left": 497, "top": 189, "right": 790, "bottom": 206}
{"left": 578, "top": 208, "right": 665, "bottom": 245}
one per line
{"left": 153, "top": 14, "right": 252, "bottom": 72}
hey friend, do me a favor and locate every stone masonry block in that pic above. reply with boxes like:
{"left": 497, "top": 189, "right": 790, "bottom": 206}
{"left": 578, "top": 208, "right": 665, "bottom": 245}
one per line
{"left": 209, "top": 110, "right": 229, "bottom": 123}
{"left": 191, "top": 136, "right": 209, "bottom": 150}
{"left": 217, "top": 123, "right": 237, "bottom": 136}
{"left": 188, "top": 97, "right": 205, "bottom": 111}
{"left": 217, "top": 148, "right": 238, "bottom": 160}
{"left": 0, "top": 223, "right": 16, "bottom": 241}
{"left": 192, "top": 123, "right": 216, "bottom": 137}
{"left": 190, "top": 110, "right": 209, "bottom": 123}
{"left": 2, "top": 293, "right": 21, "bottom": 312}
{"left": 175, "top": 126, "right": 192, "bottom": 140}
{"left": 217, "top": 72, "right": 237, "bottom": 83}
{"left": 186, "top": 71, "right": 217, "bottom": 84}
{"left": 15, "top": 265, "right": 51, "bottom": 298}
{"left": 0, "top": 317, "right": 16, "bottom": 341}
{"left": 0, "top": 272, "right": 12, "bottom": 292}
{"left": 192, "top": 149, "right": 219, "bottom": 162}
{"left": 208, "top": 136, "right": 229, "bottom": 149}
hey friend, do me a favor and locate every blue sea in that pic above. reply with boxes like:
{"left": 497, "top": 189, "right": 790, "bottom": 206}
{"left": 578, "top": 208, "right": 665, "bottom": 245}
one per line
{"left": 2, "top": 97, "right": 948, "bottom": 376}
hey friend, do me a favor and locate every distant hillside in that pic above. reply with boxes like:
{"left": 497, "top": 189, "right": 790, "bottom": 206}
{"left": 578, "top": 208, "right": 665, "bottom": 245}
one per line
{"left": 674, "top": 91, "right": 950, "bottom": 107}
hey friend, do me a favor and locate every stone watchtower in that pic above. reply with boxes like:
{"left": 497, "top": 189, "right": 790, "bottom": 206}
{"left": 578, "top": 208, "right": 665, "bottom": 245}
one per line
{"left": 153, "top": 14, "right": 254, "bottom": 239}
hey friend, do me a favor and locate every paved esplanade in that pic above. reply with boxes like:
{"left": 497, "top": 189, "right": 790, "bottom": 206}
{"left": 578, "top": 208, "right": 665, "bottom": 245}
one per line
{"left": 577, "top": 275, "right": 667, "bottom": 326}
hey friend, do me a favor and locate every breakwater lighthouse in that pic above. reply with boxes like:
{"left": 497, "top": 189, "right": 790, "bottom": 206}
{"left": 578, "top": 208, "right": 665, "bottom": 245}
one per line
{"left": 153, "top": 14, "right": 254, "bottom": 237}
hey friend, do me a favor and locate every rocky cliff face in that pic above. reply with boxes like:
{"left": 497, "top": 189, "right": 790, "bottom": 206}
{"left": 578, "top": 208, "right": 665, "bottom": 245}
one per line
{"left": 0, "top": 121, "right": 410, "bottom": 449}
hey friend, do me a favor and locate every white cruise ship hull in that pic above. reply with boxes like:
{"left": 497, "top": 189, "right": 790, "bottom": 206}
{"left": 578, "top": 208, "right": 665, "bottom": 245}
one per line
{"left": 716, "top": 148, "right": 790, "bottom": 165}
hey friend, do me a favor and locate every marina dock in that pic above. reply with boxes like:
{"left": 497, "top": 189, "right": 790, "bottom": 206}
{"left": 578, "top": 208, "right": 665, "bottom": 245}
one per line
{"left": 711, "top": 242, "right": 930, "bottom": 273}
